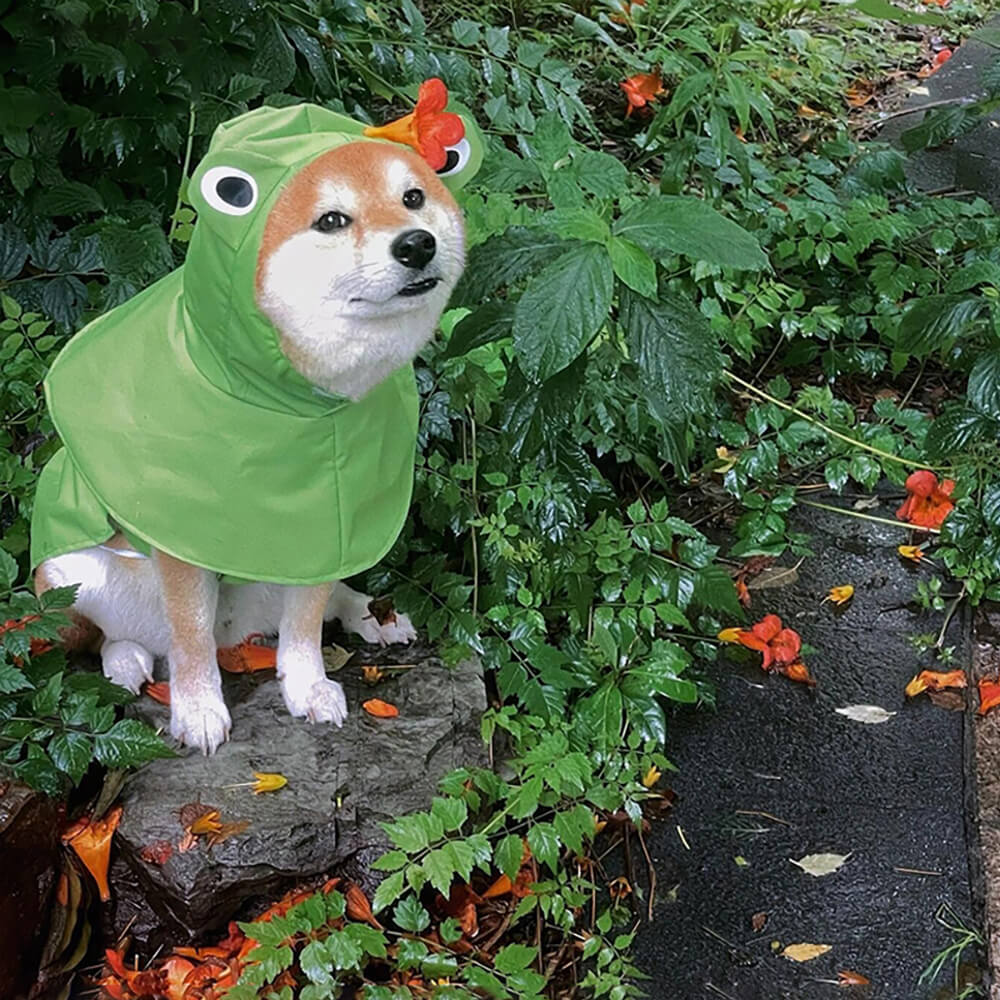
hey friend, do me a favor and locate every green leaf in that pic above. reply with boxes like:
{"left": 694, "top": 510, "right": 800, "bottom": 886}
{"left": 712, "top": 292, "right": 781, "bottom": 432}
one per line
{"left": 925, "top": 403, "right": 1000, "bottom": 458}
{"left": 452, "top": 227, "right": 578, "bottom": 306}
{"left": 393, "top": 895, "right": 431, "bottom": 933}
{"left": 575, "top": 682, "right": 623, "bottom": 748}
{"left": 323, "top": 929, "right": 363, "bottom": 971}
{"left": 252, "top": 13, "right": 297, "bottom": 90}
{"left": 969, "top": 348, "right": 1000, "bottom": 414}
{"left": 422, "top": 846, "right": 457, "bottom": 894}
{"left": 14, "top": 743, "right": 63, "bottom": 796}
{"left": 0, "top": 663, "right": 31, "bottom": 694}
{"left": 493, "top": 943, "right": 537, "bottom": 974}
{"left": 896, "top": 296, "right": 986, "bottom": 355}
{"left": 982, "top": 484, "right": 1000, "bottom": 529}
{"left": 0, "top": 548, "right": 18, "bottom": 590}
{"left": 430, "top": 795, "right": 467, "bottom": 832}
{"left": 513, "top": 243, "right": 614, "bottom": 381}
{"left": 442, "top": 302, "right": 514, "bottom": 359}
{"left": 575, "top": 150, "right": 629, "bottom": 198}
{"left": 526, "top": 821, "right": 560, "bottom": 870}
{"left": 851, "top": 0, "right": 944, "bottom": 23}
{"left": 36, "top": 181, "right": 105, "bottom": 216}
{"left": 608, "top": 237, "right": 657, "bottom": 298}
{"left": 619, "top": 287, "right": 722, "bottom": 418}
{"left": 345, "top": 922, "right": 387, "bottom": 959}
{"left": 553, "top": 804, "right": 592, "bottom": 855}
{"left": 614, "top": 196, "right": 768, "bottom": 271}
{"left": 31, "top": 673, "right": 62, "bottom": 716}
{"left": 371, "top": 871, "right": 405, "bottom": 913}
{"left": 0, "top": 222, "right": 29, "bottom": 280}
{"left": 300, "top": 939, "right": 333, "bottom": 985}
{"left": 509, "top": 774, "right": 543, "bottom": 819}
{"left": 93, "top": 719, "right": 172, "bottom": 768}
{"left": 901, "top": 100, "right": 997, "bottom": 152}
{"left": 496, "top": 833, "right": 524, "bottom": 881}
{"left": 371, "top": 850, "right": 408, "bottom": 872}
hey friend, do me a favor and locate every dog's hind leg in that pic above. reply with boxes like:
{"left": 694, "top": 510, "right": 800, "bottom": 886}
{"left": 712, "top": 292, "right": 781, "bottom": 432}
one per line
{"left": 325, "top": 581, "right": 417, "bottom": 646}
{"left": 278, "top": 582, "right": 346, "bottom": 724}
{"left": 154, "top": 549, "right": 230, "bottom": 754}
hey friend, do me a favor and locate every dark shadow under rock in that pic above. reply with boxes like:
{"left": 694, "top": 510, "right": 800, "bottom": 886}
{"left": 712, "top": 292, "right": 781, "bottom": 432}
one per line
{"left": 109, "top": 646, "right": 486, "bottom": 954}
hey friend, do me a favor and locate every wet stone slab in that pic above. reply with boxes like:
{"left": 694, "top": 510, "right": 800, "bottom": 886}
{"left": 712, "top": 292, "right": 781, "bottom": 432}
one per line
{"left": 634, "top": 496, "right": 980, "bottom": 999}
{"left": 108, "top": 642, "right": 487, "bottom": 953}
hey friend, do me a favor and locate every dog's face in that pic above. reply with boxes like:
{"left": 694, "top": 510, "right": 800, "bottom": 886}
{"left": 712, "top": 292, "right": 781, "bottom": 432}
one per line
{"left": 255, "top": 141, "right": 465, "bottom": 400}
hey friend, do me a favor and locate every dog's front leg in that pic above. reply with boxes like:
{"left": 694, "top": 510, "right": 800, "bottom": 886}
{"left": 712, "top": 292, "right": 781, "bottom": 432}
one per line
{"left": 154, "top": 549, "right": 231, "bottom": 754}
{"left": 278, "top": 583, "right": 347, "bottom": 725}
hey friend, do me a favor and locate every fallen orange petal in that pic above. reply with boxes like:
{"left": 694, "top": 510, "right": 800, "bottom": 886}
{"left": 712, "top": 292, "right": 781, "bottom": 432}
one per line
{"left": 780, "top": 661, "right": 817, "bottom": 686}
{"left": 217, "top": 635, "right": 277, "bottom": 673}
{"left": 64, "top": 805, "right": 122, "bottom": 903}
{"left": 906, "top": 669, "right": 967, "bottom": 698}
{"left": 482, "top": 873, "right": 513, "bottom": 898}
{"left": 144, "top": 681, "right": 171, "bottom": 705}
{"left": 642, "top": 765, "right": 662, "bottom": 788}
{"left": 363, "top": 698, "right": 399, "bottom": 718}
{"left": 188, "top": 809, "right": 223, "bottom": 836}
{"left": 898, "top": 545, "right": 924, "bottom": 562}
{"left": 978, "top": 677, "right": 1000, "bottom": 716}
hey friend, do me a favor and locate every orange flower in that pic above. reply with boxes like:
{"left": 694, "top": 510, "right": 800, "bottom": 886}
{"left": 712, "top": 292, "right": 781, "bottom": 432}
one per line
{"left": 63, "top": 805, "right": 122, "bottom": 902}
{"left": 363, "top": 78, "right": 465, "bottom": 171}
{"left": 735, "top": 578, "right": 751, "bottom": 608}
{"left": 896, "top": 470, "right": 955, "bottom": 529}
{"left": 979, "top": 677, "right": 1000, "bottom": 716}
{"left": 718, "top": 613, "right": 815, "bottom": 684}
{"left": 822, "top": 585, "right": 854, "bottom": 606}
{"left": 621, "top": 70, "right": 665, "bottom": 117}
{"left": 144, "top": 681, "right": 171, "bottom": 705}
{"left": 905, "top": 669, "right": 967, "bottom": 698}
{"left": 898, "top": 544, "right": 924, "bottom": 562}
{"left": 363, "top": 698, "right": 399, "bottom": 717}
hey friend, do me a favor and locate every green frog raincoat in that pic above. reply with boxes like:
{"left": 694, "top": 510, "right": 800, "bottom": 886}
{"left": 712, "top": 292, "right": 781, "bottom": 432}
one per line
{"left": 30, "top": 83, "right": 482, "bottom": 584}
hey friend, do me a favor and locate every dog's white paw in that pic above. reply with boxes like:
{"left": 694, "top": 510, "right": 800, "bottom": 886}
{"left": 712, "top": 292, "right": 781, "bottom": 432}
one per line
{"left": 169, "top": 686, "right": 232, "bottom": 755}
{"left": 282, "top": 675, "right": 347, "bottom": 726}
{"left": 101, "top": 639, "right": 154, "bottom": 694}
{"left": 350, "top": 609, "right": 418, "bottom": 647}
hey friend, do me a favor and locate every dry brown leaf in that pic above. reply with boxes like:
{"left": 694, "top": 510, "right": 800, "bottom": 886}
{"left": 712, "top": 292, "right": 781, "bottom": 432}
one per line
{"left": 791, "top": 852, "right": 850, "bottom": 877}
{"left": 928, "top": 690, "right": 965, "bottom": 712}
{"left": 837, "top": 969, "right": 871, "bottom": 986}
{"left": 782, "top": 942, "right": 832, "bottom": 962}
{"left": 751, "top": 911, "right": 767, "bottom": 932}
{"left": 322, "top": 644, "right": 352, "bottom": 673}
{"left": 747, "top": 565, "right": 800, "bottom": 590}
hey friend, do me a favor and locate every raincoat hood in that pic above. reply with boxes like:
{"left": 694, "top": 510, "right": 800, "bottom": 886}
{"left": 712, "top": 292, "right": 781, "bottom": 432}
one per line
{"left": 31, "top": 90, "right": 482, "bottom": 584}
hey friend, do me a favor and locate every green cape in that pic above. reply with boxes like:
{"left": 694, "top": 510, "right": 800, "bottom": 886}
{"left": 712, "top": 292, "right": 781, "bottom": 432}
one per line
{"left": 30, "top": 99, "right": 482, "bottom": 584}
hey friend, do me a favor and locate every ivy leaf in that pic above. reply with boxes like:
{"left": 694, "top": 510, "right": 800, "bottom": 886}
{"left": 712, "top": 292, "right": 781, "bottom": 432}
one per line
{"left": 614, "top": 195, "right": 768, "bottom": 271}
{"left": 93, "top": 719, "right": 172, "bottom": 768}
{"left": 513, "top": 243, "right": 614, "bottom": 381}
{"left": 619, "top": 286, "right": 723, "bottom": 419}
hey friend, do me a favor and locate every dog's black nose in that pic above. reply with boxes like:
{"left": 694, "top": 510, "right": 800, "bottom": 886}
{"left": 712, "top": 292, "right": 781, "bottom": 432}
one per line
{"left": 391, "top": 229, "right": 436, "bottom": 269}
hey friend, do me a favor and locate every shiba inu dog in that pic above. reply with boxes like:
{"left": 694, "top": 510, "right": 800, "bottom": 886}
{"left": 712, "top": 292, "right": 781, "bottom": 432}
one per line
{"left": 30, "top": 88, "right": 481, "bottom": 754}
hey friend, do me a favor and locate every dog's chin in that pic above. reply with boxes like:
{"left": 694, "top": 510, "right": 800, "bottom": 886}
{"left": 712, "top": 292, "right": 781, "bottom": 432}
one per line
{"left": 340, "top": 276, "right": 450, "bottom": 320}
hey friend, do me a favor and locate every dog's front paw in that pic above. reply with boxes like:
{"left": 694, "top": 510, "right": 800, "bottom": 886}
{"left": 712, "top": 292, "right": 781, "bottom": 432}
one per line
{"left": 282, "top": 675, "right": 347, "bottom": 726}
{"left": 170, "top": 686, "right": 232, "bottom": 754}
{"left": 101, "top": 639, "right": 154, "bottom": 694}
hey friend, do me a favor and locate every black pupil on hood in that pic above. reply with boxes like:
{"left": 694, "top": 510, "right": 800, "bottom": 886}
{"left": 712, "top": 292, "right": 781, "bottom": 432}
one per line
{"left": 314, "top": 211, "right": 351, "bottom": 232}
{"left": 403, "top": 188, "right": 425, "bottom": 209}
{"left": 216, "top": 175, "right": 254, "bottom": 208}
{"left": 437, "top": 149, "right": 461, "bottom": 174}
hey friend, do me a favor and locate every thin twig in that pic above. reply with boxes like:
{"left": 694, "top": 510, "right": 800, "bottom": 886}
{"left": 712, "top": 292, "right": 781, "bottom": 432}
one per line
{"left": 636, "top": 824, "right": 657, "bottom": 922}
{"left": 895, "top": 866, "right": 944, "bottom": 876}
{"left": 734, "top": 809, "right": 792, "bottom": 827}
{"left": 936, "top": 582, "right": 967, "bottom": 648}
{"left": 853, "top": 96, "right": 975, "bottom": 134}
{"left": 799, "top": 499, "right": 940, "bottom": 534}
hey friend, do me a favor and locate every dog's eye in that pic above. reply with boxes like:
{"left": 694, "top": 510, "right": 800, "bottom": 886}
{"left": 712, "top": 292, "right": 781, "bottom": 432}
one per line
{"left": 402, "top": 188, "right": 425, "bottom": 209}
{"left": 200, "top": 165, "right": 258, "bottom": 216}
{"left": 436, "top": 138, "right": 471, "bottom": 177}
{"left": 313, "top": 211, "right": 352, "bottom": 233}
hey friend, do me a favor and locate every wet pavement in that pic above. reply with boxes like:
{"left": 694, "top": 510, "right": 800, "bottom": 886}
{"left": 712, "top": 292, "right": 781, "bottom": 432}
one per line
{"left": 634, "top": 499, "right": 981, "bottom": 999}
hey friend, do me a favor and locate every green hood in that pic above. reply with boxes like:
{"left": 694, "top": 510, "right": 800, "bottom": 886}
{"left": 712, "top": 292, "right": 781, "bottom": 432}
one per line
{"left": 31, "top": 98, "right": 481, "bottom": 584}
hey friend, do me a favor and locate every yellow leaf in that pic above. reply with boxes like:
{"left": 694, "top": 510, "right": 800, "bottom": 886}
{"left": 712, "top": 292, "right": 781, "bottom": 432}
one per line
{"left": 251, "top": 772, "right": 288, "bottom": 794}
{"left": 782, "top": 942, "right": 832, "bottom": 962}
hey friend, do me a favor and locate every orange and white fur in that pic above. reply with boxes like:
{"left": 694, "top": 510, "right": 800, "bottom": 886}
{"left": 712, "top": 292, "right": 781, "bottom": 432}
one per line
{"left": 34, "top": 142, "right": 465, "bottom": 754}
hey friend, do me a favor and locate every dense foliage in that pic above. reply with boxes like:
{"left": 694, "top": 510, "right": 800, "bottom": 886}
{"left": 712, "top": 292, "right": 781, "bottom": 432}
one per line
{"left": 4, "top": 0, "right": 1000, "bottom": 996}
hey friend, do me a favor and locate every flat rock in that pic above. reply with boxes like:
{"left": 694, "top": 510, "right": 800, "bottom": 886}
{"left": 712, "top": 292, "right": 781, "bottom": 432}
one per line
{"left": 109, "top": 642, "right": 486, "bottom": 951}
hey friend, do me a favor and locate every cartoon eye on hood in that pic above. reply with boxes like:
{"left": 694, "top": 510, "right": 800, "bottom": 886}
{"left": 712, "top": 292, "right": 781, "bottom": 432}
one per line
{"left": 200, "top": 165, "right": 258, "bottom": 215}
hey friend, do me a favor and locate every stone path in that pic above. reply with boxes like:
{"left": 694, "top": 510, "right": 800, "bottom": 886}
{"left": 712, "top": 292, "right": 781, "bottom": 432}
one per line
{"left": 634, "top": 499, "right": 980, "bottom": 999}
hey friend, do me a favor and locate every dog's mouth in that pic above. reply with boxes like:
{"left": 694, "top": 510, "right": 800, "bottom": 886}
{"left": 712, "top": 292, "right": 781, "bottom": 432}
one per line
{"left": 396, "top": 276, "right": 441, "bottom": 298}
